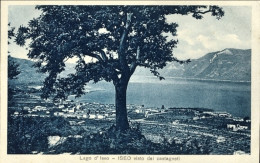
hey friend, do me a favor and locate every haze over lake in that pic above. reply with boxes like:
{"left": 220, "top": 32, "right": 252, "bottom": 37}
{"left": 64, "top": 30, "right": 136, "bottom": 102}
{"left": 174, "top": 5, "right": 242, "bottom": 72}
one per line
{"left": 74, "top": 76, "right": 251, "bottom": 118}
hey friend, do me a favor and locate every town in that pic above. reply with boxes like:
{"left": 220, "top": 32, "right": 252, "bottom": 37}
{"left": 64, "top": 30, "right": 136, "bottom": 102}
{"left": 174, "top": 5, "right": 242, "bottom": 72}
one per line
{"left": 9, "top": 85, "right": 251, "bottom": 154}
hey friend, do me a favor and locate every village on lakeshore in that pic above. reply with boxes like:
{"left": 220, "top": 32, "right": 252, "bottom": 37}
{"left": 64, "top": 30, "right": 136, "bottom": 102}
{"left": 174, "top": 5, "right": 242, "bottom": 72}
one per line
{"left": 9, "top": 85, "right": 251, "bottom": 155}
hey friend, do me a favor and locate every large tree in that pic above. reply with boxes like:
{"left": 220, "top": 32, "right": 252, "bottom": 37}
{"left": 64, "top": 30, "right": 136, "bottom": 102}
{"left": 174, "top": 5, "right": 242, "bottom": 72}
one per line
{"left": 16, "top": 5, "right": 224, "bottom": 131}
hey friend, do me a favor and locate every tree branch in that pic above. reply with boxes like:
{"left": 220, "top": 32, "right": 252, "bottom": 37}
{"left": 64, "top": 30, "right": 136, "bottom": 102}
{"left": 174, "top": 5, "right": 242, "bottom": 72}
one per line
{"left": 137, "top": 62, "right": 150, "bottom": 68}
{"left": 97, "top": 49, "right": 108, "bottom": 62}
{"left": 84, "top": 52, "right": 104, "bottom": 62}
{"left": 193, "top": 10, "right": 211, "bottom": 15}
{"left": 119, "top": 12, "right": 133, "bottom": 73}
{"left": 129, "top": 46, "right": 140, "bottom": 74}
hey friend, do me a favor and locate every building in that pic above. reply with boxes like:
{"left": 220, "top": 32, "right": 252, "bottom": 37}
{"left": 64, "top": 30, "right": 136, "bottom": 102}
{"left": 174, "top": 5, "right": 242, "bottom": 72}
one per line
{"left": 227, "top": 124, "right": 248, "bottom": 131}
{"left": 58, "top": 105, "right": 65, "bottom": 109}
{"left": 13, "top": 111, "right": 20, "bottom": 116}
{"left": 82, "top": 114, "right": 88, "bottom": 119}
{"left": 236, "top": 124, "right": 248, "bottom": 130}
{"left": 216, "top": 136, "right": 226, "bottom": 143}
{"left": 23, "top": 107, "right": 30, "bottom": 111}
{"left": 54, "top": 112, "right": 64, "bottom": 116}
{"left": 227, "top": 124, "right": 237, "bottom": 131}
{"left": 135, "top": 106, "right": 146, "bottom": 114}
{"left": 217, "top": 112, "right": 231, "bottom": 117}
{"left": 172, "top": 120, "right": 180, "bottom": 125}
{"left": 62, "top": 108, "right": 69, "bottom": 112}
{"left": 144, "top": 110, "right": 159, "bottom": 118}
{"left": 89, "top": 114, "right": 96, "bottom": 119}
{"left": 233, "top": 117, "right": 244, "bottom": 122}
{"left": 97, "top": 114, "right": 105, "bottom": 119}
{"left": 193, "top": 116, "right": 200, "bottom": 120}
{"left": 68, "top": 107, "right": 75, "bottom": 113}
{"left": 34, "top": 106, "right": 47, "bottom": 111}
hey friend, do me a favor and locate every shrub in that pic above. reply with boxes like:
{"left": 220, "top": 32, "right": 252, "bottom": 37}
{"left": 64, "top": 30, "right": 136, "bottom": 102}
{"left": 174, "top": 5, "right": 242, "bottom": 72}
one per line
{"left": 48, "top": 125, "right": 213, "bottom": 154}
{"left": 8, "top": 116, "right": 72, "bottom": 154}
{"left": 8, "top": 116, "right": 213, "bottom": 154}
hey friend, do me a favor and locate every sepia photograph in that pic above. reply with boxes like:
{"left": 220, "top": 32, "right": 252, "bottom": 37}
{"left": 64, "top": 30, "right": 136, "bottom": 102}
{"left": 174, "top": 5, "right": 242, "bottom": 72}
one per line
{"left": 1, "top": 1, "right": 259, "bottom": 163}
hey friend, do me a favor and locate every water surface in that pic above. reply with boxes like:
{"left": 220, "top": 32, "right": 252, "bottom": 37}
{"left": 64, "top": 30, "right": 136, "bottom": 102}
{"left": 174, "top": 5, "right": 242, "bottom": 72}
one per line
{"left": 76, "top": 76, "right": 251, "bottom": 118}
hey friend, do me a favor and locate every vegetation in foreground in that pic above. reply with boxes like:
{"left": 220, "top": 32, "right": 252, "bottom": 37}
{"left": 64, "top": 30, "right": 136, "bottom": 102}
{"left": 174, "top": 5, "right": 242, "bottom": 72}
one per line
{"left": 8, "top": 116, "right": 212, "bottom": 154}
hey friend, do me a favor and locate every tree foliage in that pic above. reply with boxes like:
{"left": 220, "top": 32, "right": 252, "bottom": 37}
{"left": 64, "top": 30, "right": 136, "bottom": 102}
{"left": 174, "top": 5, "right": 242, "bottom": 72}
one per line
{"left": 8, "top": 56, "right": 20, "bottom": 80}
{"left": 16, "top": 5, "right": 224, "bottom": 100}
{"left": 8, "top": 116, "right": 73, "bottom": 154}
{"left": 8, "top": 23, "right": 20, "bottom": 79}
{"left": 8, "top": 23, "right": 20, "bottom": 101}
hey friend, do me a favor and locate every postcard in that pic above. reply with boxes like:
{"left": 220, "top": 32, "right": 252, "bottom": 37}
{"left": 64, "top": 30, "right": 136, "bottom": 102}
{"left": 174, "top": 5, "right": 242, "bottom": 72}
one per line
{"left": 1, "top": 1, "right": 259, "bottom": 163}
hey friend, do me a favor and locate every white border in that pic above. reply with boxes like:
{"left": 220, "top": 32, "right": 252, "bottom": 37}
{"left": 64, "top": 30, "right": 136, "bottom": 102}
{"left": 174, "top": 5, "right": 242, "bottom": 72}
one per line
{"left": 1, "top": 1, "right": 259, "bottom": 163}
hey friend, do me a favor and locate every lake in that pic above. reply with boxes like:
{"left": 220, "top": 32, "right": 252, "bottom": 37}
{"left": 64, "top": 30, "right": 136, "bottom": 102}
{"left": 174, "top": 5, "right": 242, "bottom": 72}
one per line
{"left": 75, "top": 76, "right": 251, "bottom": 118}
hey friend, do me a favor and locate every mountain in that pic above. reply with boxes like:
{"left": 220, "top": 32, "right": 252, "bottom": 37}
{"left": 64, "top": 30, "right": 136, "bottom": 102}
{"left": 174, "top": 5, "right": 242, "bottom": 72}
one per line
{"left": 9, "top": 48, "right": 251, "bottom": 85}
{"left": 8, "top": 57, "right": 75, "bottom": 85}
{"left": 180, "top": 48, "right": 251, "bottom": 81}
{"left": 135, "top": 48, "right": 251, "bottom": 82}
{"left": 8, "top": 57, "right": 47, "bottom": 85}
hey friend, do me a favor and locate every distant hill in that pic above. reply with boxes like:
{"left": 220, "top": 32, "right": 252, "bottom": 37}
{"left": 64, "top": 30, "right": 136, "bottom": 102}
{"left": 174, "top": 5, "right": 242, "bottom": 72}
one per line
{"left": 8, "top": 57, "right": 75, "bottom": 85}
{"left": 9, "top": 48, "right": 251, "bottom": 85}
{"left": 8, "top": 57, "right": 46, "bottom": 85}
{"left": 135, "top": 48, "right": 251, "bottom": 82}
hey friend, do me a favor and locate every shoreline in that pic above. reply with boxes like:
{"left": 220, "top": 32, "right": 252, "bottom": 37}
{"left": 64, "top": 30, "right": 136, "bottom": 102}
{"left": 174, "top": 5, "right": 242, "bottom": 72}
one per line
{"left": 131, "top": 75, "right": 251, "bottom": 83}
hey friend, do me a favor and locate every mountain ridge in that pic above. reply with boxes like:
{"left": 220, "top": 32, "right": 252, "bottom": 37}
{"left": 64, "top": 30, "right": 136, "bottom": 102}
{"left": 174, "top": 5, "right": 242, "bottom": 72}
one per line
{"left": 182, "top": 48, "right": 251, "bottom": 81}
{"left": 135, "top": 48, "right": 251, "bottom": 82}
{"left": 9, "top": 48, "right": 251, "bottom": 84}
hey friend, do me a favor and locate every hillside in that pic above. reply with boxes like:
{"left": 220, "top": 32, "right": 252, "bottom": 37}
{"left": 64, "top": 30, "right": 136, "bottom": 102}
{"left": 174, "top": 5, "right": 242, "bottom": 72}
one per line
{"left": 8, "top": 57, "right": 75, "bottom": 85}
{"left": 136, "top": 48, "right": 251, "bottom": 82}
{"left": 181, "top": 48, "right": 251, "bottom": 81}
{"left": 8, "top": 57, "right": 46, "bottom": 85}
{"left": 9, "top": 48, "right": 251, "bottom": 85}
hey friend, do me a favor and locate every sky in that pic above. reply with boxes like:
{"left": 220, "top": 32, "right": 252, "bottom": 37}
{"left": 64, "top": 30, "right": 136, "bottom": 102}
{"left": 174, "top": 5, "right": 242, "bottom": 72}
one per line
{"left": 8, "top": 5, "right": 251, "bottom": 61}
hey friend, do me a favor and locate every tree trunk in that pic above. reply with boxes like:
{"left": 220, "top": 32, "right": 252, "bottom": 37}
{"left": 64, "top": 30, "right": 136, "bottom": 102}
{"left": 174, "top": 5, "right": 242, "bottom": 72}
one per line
{"left": 115, "top": 81, "right": 129, "bottom": 131}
